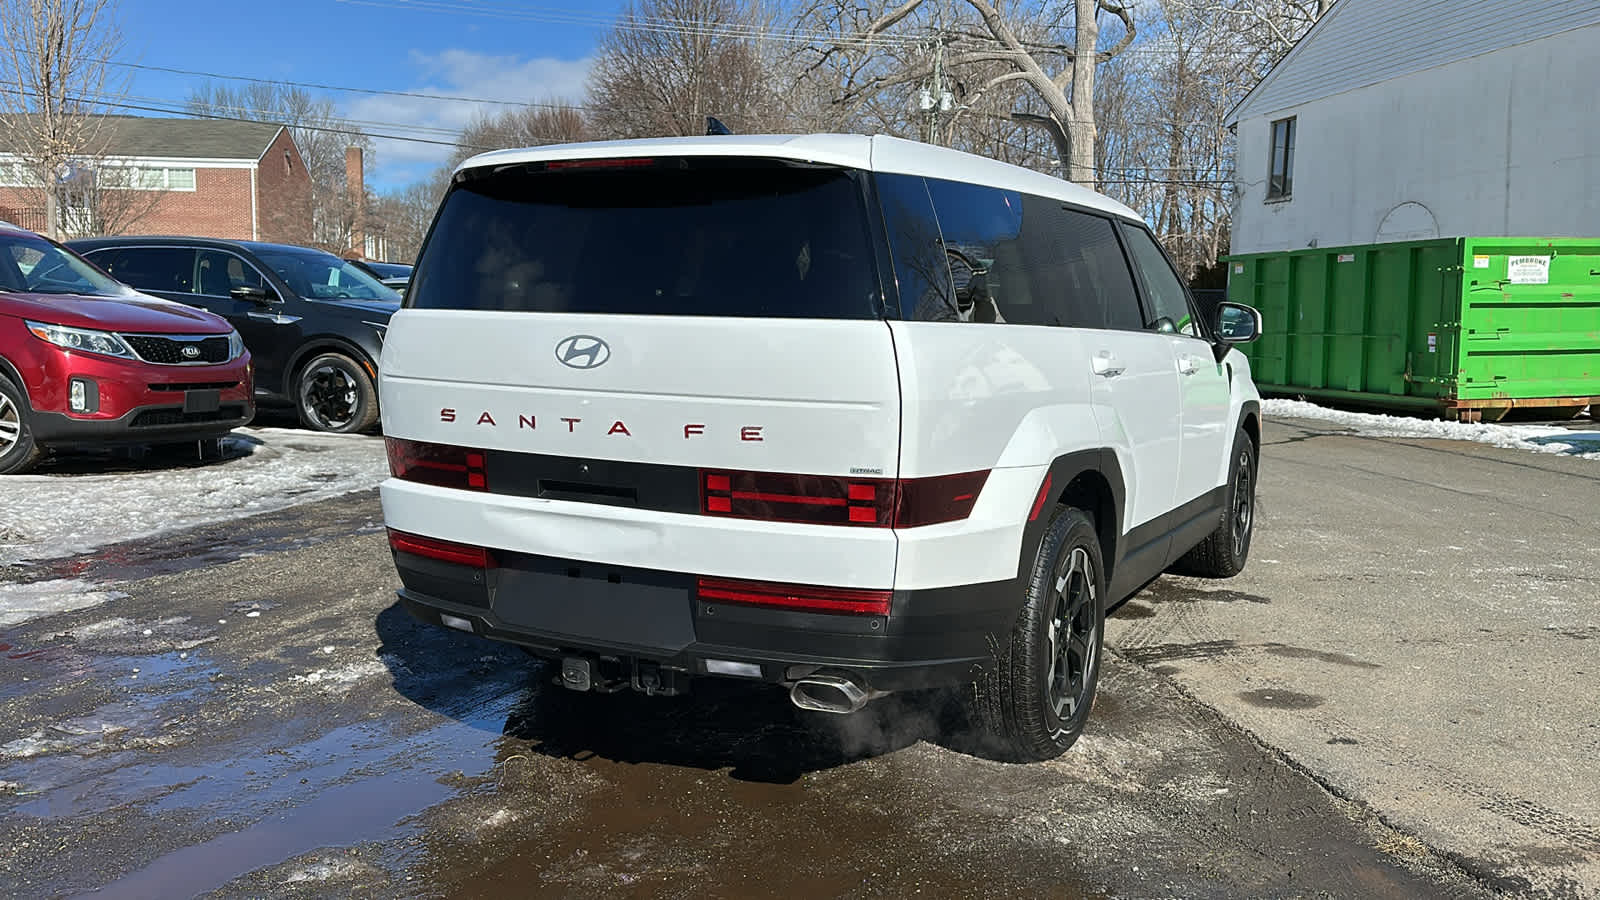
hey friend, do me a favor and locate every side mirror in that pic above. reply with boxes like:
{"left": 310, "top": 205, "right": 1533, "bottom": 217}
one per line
{"left": 231, "top": 284, "right": 278, "bottom": 304}
{"left": 1214, "top": 301, "right": 1262, "bottom": 344}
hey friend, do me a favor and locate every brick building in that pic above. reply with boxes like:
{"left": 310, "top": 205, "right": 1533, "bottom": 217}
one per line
{"left": 0, "top": 116, "right": 312, "bottom": 243}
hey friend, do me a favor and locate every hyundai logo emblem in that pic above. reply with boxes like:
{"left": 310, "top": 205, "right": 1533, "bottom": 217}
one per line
{"left": 555, "top": 335, "right": 611, "bottom": 369}
{"left": 181, "top": 344, "right": 201, "bottom": 359}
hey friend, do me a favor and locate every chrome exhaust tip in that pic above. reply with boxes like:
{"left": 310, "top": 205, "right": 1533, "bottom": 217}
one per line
{"left": 789, "top": 672, "right": 871, "bottom": 714}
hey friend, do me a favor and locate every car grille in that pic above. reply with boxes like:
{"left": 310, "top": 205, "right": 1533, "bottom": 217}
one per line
{"left": 129, "top": 405, "right": 248, "bottom": 428}
{"left": 147, "top": 382, "right": 242, "bottom": 391}
{"left": 124, "top": 335, "right": 231, "bottom": 365}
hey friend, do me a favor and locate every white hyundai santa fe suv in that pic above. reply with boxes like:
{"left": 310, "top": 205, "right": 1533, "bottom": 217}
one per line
{"left": 378, "top": 134, "right": 1264, "bottom": 761}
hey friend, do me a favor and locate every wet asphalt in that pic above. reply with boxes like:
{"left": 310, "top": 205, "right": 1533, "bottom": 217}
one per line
{"left": 0, "top": 419, "right": 1567, "bottom": 898}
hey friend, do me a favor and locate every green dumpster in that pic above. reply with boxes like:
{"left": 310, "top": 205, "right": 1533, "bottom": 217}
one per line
{"left": 1224, "top": 237, "right": 1600, "bottom": 421}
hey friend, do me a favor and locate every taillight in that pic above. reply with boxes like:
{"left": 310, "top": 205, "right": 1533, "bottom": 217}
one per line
{"left": 386, "top": 438, "right": 487, "bottom": 491}
{"left": 701, "top": 470, "right": 894, "bottom": 526}
{"left": 896, "top": 470, "right": 991, "bottom": 528}
{"left": 699, "top": 469, "right": 988, "bottom": 528}
{"left": 696, "top": 577, "right": 892, "bottom": 616}
{"left": 387, "top": 528, "right": 493, "bottom": 568}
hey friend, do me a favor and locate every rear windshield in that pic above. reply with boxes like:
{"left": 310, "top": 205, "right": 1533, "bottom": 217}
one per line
{"left": 408, "top": 160, "right": 882, "bottom": 319}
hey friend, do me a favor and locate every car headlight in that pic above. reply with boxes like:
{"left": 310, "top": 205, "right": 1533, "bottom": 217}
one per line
{"left": 25, "top": 320, "right": 136, "bottom": 359}
{"left": 228, "top": 329, "right": 246, "bottom": 360}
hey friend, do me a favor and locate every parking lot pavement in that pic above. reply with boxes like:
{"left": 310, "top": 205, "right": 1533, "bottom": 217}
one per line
{"left": 1108, "top": 415, "right": 1600, "bottom": 897}
{"left": 0, "top": 493, "right": 1484, "bottom": 897}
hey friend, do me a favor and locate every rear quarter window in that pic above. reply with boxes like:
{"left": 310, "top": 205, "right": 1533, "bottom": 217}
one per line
{"left": 882, "top": 173, "right": 1146, "bottom": 331}
{"left": 409, "top": 160, "right": 884, "bottom": 320}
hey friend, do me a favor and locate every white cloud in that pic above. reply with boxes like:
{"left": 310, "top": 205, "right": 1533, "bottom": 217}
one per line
{"left": 346, "top": 49, "right": 593, "bottom": 189}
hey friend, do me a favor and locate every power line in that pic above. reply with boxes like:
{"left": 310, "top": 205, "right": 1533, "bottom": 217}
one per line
{"left": 116, "top": 59, "right": 590, "bottom": 113}
{"left": 331, "top": 0, "right": 1210, "bottom": 58}
{"left": 0, "top": 85, "right": 473, "bottom": 149}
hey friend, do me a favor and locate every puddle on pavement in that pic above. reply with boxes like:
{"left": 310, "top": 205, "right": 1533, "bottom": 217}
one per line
{"left": 57, "top": 686, "right": 528, "bottom": 900}
{"left": 408, "top": 672, "right": 1098, "bottom": 898}
{"left": 1260, "top": 642, "right": 1382, "bottom": 670}
{"left": 1238, "top": 688, "right": 1325, "bottom": 710}
{"left": 1110, "top": 600, "right": 1156, "bottom": 619}
{"left": 1141, "top": 580, "right": 1273, "bottom": 605}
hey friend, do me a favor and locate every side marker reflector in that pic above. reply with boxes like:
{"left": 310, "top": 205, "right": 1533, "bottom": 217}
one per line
{"left": 1029, "top": 473, "right": 1053, "bottom": 522}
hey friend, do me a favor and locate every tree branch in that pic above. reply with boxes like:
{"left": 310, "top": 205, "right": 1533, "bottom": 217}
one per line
{"left": 863, "top": 0, "right": 927, "bottom": 39}
{"left": 1096, "top": 0, "right": 1137, "bottom": 62}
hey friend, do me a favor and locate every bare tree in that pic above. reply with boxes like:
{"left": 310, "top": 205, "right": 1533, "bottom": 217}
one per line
{"left": 0, "top": 0, "right": 127, "bottom": 238}
{"left": 813, "top": 0, "right": 1135, "bottom": 188}
{"left": 588, "top": 0, "right": 778, "bottom": 139}
{"left": 369, "top": 178, "right": 444, "bottom": 265}
{"left": 1195, "top": 0, "right": 1333, "bottom": 73}
{"left": 185, "top": 82, "right": 371, "bottom": 251}
{"left": 55, "top": 158, "right": 172, "bottom": 236}
{"left": 1094, "top": 0, "right": 1330, "bottom": 278}
{"left": 449, "top": 101, "right": 589, "bottom": 169}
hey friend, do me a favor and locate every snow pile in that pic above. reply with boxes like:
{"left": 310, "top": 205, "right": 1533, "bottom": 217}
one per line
{"left": 291, "top": 658, "right": 390, "bottom": 692}
{"left": 1263, "top": 399, "right": 1600, "bottom": 460}
{"left": 0, "top": 579, "right": 130, "bottom": 628}
{"left": 282, "top": 857, "right": 369, "bottom": 884}
{"left": 0, "top": 427, "right": 387, "bottom": 565}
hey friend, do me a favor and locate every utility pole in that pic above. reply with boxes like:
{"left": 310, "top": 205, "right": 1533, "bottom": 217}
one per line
{"left": 918, "top": 2, "right": 954, "bottom": 145}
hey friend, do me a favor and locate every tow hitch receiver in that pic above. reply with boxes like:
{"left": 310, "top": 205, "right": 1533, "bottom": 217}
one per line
{"left": 557, "top": 655, "right": 689, "bottom": 696}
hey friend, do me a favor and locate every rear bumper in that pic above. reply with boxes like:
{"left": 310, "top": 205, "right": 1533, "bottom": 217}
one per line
{"left": 392, "top": 548, "right": 1022, "bottom": 693}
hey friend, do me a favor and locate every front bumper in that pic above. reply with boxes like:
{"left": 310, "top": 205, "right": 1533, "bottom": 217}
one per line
{"left": 29, "top": 401, "right": 255, "bottom": 446}
{"left": 25, "top": 349, "right": 254, "bottom": 447}
{"left": 392, "top": 548, "right": 1023, "bottom": 693}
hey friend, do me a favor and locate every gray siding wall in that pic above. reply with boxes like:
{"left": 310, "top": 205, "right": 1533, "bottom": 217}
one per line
{"left": 1231, "top": 23, "right": 1600, "bottom": 256}
{"left": 1234, "top": 0, "right": 1600, "bottom": 123}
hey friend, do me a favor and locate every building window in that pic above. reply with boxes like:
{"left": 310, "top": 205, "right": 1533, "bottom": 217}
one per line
{"left": 1268, "top": 117, "right": 1295, "bottom": 201}
{"left": 0, "top": 162, "right": 42, "bottom": 187}
{"left": 100, "top": 166, "right": 198, "bottom": 192}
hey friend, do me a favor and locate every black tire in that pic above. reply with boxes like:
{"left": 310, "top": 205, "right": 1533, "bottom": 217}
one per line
{"left": 1171, "top": 426, "right": 1257, "bottom": 578}
{"left": 972, "top": 506, "right": 1105, "bottom": 762}
{"left": 0, "top": 375, "right": 42, "bottom": 475}
{"left": 295, "top": 352, "right": 378, "bottom": 434}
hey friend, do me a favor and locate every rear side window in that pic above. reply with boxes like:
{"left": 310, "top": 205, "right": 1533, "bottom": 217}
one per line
{"left": 410, "top": 160, "right": 882, "bottom": 319}
{"left": 879, "top": 174, "right": 1145, "bottom": 330}
{"left": 88, "top": 247, "right": 197, "bottom": 294}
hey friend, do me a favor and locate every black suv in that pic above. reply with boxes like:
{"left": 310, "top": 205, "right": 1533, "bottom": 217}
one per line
{"left": 68, "top": 237, "right": 399, "bottom": 433}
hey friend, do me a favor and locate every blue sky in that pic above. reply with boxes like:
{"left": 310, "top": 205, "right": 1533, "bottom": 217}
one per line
{"left": 121, "top": 0, "right": 626, "bottom": 191}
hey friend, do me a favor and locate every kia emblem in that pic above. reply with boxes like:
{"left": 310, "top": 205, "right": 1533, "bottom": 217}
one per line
{"left": 555, "top": 335, "right": 611, "bottom": 369}
{"left": 181, "top": 344, "right": 201, "bottom": 359}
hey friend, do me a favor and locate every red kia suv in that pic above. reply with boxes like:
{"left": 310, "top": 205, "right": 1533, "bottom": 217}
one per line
{"left": 0, "top": 223, "right": 254, "bottom": 474}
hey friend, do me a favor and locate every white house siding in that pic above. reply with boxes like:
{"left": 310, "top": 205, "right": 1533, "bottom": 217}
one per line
{"left": 1230, "top": 21, "right": 1600, "bottom": 256}
{"left": 1232, "top": 0, "right": 1600, "bottom": 125}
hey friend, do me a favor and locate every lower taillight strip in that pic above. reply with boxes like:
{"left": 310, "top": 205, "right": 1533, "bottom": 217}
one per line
{"left": 387, "top": 528, "right": 493, "bottom": 568}
{"left": 697, "top": 577, "right": 892, "bottom": 616}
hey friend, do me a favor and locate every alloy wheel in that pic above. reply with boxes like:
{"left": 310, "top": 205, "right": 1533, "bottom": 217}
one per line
{"left": 303, "top": 364, "right": 359, "bottom": 430}
{"left": 0, "top": 392, "right": 20, "bottom": 456}
{"left": 1232, "top": 448, "right": 1253, "bottom": 557}
{"left": 1045, "top": 545, "right": 1098, "bottom": 722}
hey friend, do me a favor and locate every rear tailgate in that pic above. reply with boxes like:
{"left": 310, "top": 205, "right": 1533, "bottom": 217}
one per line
{"left": 380, "top": 310, "right": 900, "bottom": 477}
{"left": 378, "top": 155, "right": 904, "bottom": 589}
